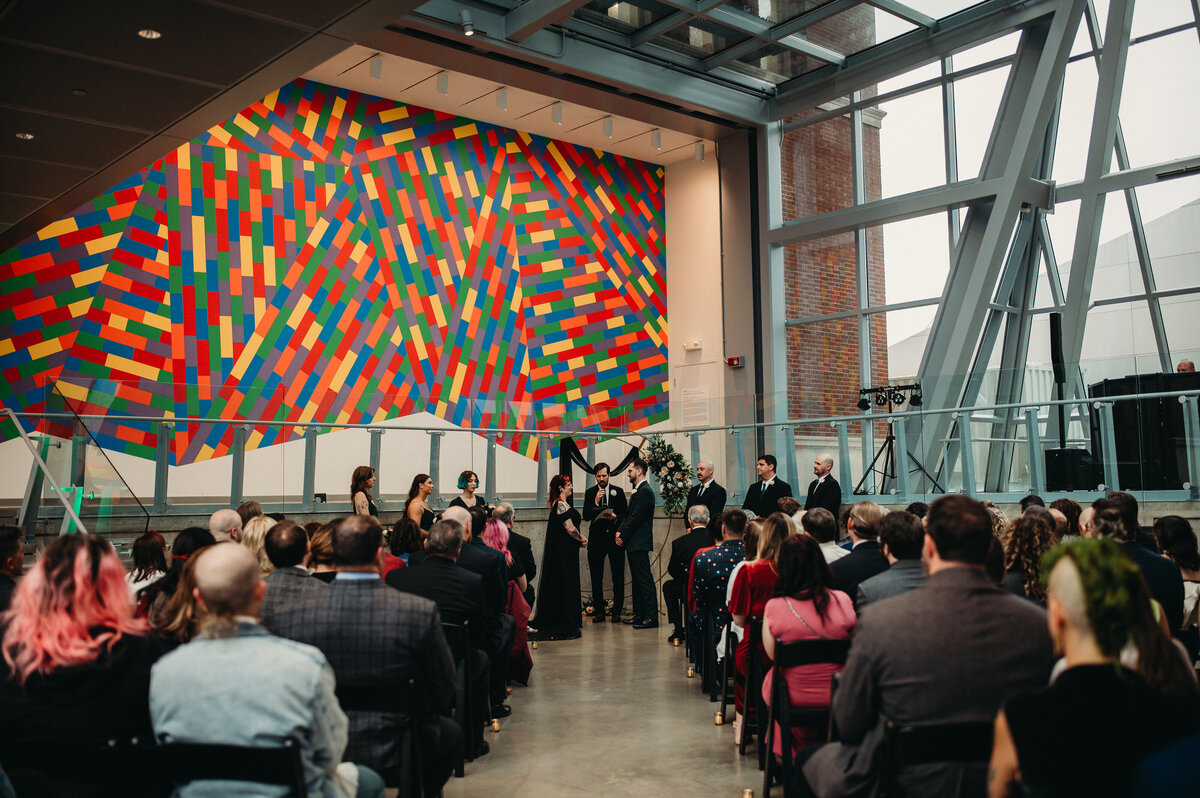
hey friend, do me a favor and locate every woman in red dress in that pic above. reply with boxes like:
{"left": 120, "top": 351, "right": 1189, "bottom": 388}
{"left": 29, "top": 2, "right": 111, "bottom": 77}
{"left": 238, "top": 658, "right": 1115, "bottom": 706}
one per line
{"left": 729, "top": 512, "right": 792, "bottom": 721}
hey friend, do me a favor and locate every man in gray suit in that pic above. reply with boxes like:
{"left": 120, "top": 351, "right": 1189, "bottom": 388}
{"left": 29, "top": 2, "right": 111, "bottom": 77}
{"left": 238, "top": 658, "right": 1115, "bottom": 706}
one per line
{"left": 855, "top": 510, "right": 926, "bottom": 612}
{"left": 616, "top": 457, "right": 658, "bottom": 629}
{"left": 271, "top": 515, "right": 460, "bottom": 794}
{"left": 259, "top": 520, "right": 327, "bottom": 631}
{"left": 802, "top": 495, "right": 1054, "bottom": 798}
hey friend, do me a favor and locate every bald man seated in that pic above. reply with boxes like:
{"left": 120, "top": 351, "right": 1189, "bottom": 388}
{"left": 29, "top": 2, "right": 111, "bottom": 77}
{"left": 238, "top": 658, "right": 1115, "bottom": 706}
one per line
{"left": 208, "top": 508, "right": 242, "bottom": 543}
{"left": 149, "top": 543, "right": 385, "bottom": 798}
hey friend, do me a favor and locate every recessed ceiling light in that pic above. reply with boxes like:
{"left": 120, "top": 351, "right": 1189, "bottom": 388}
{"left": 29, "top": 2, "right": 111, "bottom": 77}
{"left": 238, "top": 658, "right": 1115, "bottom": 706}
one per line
{"left": 15, "top": 133, "right": 35, "bottom": 141}
{"left": 137, "top": 28, "right": 162, "bottom": 40}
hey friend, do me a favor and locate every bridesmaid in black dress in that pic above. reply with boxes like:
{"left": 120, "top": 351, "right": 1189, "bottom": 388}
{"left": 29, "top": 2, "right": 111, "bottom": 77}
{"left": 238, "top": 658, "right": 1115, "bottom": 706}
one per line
{"left": 351, "top": 465, "right": 378, "bottom": 517}
{"left": 530, "top": 474, "right": 587, "bottom": 640}
{"left": 405, "top": 473, "right": 436, "bottom": 535}
{"left": 448, "top": 469, "right": 487, "bottom": 511}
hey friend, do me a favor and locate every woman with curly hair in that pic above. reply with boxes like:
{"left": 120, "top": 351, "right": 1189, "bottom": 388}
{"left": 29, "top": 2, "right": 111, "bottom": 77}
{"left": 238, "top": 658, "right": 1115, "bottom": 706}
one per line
{"left": 0, "top": 535, "right": 165, "bottom": 796}
{"left": 1002, "top": 513, "right": 1055, "bottom": 604}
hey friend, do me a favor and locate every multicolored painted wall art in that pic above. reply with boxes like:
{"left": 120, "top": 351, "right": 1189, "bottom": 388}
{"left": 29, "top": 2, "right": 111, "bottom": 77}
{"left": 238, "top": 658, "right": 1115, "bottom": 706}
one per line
{"left": 0, "top": 79, "right": 667, "bottom": 464}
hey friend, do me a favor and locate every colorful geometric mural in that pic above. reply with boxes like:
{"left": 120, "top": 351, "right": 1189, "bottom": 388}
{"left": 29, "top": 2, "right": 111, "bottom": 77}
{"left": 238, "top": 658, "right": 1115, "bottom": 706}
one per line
{"left": 0, "top": 79, "right": 667, "bottom": 464}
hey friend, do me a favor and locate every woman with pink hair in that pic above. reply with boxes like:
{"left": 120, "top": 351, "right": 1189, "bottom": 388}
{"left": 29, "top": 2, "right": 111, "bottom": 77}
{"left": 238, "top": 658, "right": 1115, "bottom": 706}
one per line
{"left": 0, "top": 535, "right": 165, "bottom": 796}
{"left": 483, "top": 517, "right": 534, "bottom": 683}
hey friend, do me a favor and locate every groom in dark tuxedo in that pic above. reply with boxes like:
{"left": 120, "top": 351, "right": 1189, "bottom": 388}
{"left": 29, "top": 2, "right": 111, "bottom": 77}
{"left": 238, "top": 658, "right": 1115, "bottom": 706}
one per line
{"left": 582, "top": 462, "right": 628, "bottom": 623}
{"left": 616, "top": 457, "right": 657, "bottom": 629}
{"left": 741, "top": 453, "right": 792, "bottom": 518}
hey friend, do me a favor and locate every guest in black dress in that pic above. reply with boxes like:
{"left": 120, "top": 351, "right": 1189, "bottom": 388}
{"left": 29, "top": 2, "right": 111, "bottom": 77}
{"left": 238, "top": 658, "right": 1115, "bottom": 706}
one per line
{"left": 0, "top": 535, "right": 167, "bottom": 797}
{"left": 989, "top": 538, "right": 1200, "bottom": 797}
{"left": 449, "top": 469, "right": 487, "bottom": 512}
{"left": 351, "top": 464, "right": 378, "bottom": 517}
{"left": 405, "top": 472, "right": 436, "bottom": 534}
{"left": 530, "top": 474, "right": 587, "bottom": 640}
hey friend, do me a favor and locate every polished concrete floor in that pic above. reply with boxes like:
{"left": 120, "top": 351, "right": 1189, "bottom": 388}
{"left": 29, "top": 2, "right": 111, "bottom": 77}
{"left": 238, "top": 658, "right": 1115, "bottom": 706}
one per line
{"left": 442, "top": 617, "right": 759, "bottom": 797}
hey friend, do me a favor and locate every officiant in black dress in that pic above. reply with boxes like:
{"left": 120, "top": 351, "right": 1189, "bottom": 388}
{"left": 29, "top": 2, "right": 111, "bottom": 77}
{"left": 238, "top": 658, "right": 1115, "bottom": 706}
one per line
{"left": 530, "top": 475, "right": 587, "bottom": 640}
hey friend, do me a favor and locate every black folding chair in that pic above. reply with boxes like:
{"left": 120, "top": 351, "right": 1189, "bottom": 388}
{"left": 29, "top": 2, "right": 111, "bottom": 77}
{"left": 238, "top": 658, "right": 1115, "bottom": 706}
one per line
{"left": 153, "top": 738, "right": 308, "bottom": 797}
{"left": 881, "top": 719, "right": 994, "bottom": 798}
{"left": 701, "top": 587, "right": 729, "bottom": 699}
{"left": 3, "top": 737, "right": 163, "bottom": 798}
{"left": 442, "top": 620, "right": 476, "bottom": 776}
{"left": 716, "top": 620, "right": 738, "bottom": 719}
{"left": 336, "top": 678, "right": 426, "bottom": 797}
{"left": 761, "top": 638, "right": 851, "bottom": 797}
{"left": 737, "top": 617, "right": 764, "bottom": 760}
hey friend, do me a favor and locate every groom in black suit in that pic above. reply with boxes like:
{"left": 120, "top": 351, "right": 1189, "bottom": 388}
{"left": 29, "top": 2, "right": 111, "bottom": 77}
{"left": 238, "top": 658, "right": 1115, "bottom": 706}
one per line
{"left": 582, "top": 462, "right": 628, "bottom": 623}
{"left": 685, "top": 459, "right": 726, "bottom": 538}
{"left": 616, "top": 457, "right": 657, "bottom": 629}
{"left": 741, "top": 453, "right": 792, "bottom": 518}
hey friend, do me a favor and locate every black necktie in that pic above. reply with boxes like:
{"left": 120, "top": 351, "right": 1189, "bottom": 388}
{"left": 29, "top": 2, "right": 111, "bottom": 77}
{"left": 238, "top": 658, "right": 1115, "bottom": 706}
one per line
{"left": 762, "top": 482, "right": 768, "bottom": 495}
{"left": 698, "top": 484, "right": 705, "bottom": 498}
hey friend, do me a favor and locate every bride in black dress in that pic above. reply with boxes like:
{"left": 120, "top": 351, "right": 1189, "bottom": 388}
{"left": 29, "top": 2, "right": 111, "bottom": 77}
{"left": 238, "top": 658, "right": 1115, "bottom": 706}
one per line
{"left": 530, "top": 474, "right": 587, "bottom": 640}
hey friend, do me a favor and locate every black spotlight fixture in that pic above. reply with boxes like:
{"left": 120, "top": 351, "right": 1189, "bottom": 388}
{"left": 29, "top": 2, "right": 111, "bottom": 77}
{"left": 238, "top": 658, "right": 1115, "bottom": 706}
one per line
{"left": 889, "top": 389, "right": 906, "bottom": 407}
{"left": 857, "top": 393, "right": 871, "bottom": 411}
{"left": 909, "top": 387, "right": 923, "bottom": 407}
{"left": 874, "top": 391, "right": 888, "bottom": 407}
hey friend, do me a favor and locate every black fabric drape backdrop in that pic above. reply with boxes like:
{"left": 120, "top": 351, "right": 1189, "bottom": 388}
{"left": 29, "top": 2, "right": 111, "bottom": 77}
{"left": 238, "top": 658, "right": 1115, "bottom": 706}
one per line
{"left": 557, "top": 436, "right": 641, "bottom": 487}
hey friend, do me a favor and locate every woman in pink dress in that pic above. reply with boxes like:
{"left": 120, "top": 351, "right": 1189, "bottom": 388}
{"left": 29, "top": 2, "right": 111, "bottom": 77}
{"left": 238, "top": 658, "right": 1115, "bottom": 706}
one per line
{"left": 761, "top": 534, "right": 856, "bottom": 759}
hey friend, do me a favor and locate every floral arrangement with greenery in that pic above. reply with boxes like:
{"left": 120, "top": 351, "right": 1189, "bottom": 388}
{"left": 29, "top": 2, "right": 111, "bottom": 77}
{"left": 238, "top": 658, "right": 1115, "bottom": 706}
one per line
{"left": 645, "top": 434, "right": 692, "bottom": 517}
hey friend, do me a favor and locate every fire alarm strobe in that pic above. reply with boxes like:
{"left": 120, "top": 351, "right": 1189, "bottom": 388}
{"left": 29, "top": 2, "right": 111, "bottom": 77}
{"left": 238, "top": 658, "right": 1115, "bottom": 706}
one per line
{"left": 726, "top": 356, "right": 744, "bottom": 368}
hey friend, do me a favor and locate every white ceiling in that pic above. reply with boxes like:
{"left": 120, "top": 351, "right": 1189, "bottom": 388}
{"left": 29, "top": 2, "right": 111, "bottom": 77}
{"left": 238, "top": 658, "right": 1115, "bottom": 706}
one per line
{"left": 303, "top": 45, "right": 715, "bottom": 166}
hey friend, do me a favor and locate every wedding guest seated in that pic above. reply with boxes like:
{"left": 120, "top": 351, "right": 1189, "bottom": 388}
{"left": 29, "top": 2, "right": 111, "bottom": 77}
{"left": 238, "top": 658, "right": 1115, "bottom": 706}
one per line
{"left": 988, "top": 538, "right": 1200, "bottom": 798}
{"left": 389, "top": 517, "right": 424, "bottom": 568}
{"left": 236, "top": 499, "right": 264, "bottom": 528}
{"left": 154, "top": 547, "right": 215, "bottom": 646}
{"left": 208, "top": 508, "right": 242, "bottom": 543}
{"left": 125, "top": 530, "right": 167, "bottom": 600}
{"left": 761, "top": 535, "right": 855, "bottom": 760}
{"left": 1001, "top": 512, "right": 1055, "bottom": 604}
{"left": 777, "top": 496, "right": 802, "bottom": 517}
{"left": 730, "top": 511, "right": 786, "bottom": 726}
{"left": 241, "top": 514, "right": 277, "bottom": 576}
{"left": 150, "top": 543, "right": 385, "bottom": 798}
{"left": 484, "top": 516, "right": 527, "bottom": 596}
{"left": 260, "top": 520, "right": 328, "bottom": 630}
{"left": 855, "top": 510, "right": 925, "bottom": 611}
{"left": 829, "top": 501, "right": 888, "bottom": 607}
{"left": 1092, "top": 496, "right": 1185, "bottom": 630}
{"left": 0, "top": 535, "right": 166, "bottom": 797}
{"left": 800, "top": 507, "right": 846, "bottom": 565}
{"left": 801, "top": 495, "right": 1054, "bottom": 798}
{"left": 388, "top": 518, "right": 491, "bottom": 757}
{"left": 1051, "top": 497, "right": 1083, "bottom": 543}
{"left": 450, "top": 505, "right": 513, "bottom": 719}
{"left": 271, "top": 515, "right": 460, "bottom": 792}
{"left": 309, "top": 522, "right": 340, "bottom": 583}
{"left": 1152, "top": 515, "right": 1200, "bottom": 629}
{"left": 139, "top": 526, "right": 215, "bottom": 623}
{"left": 664, "top": 505, "right": 717, "bottom": 643}
{"left": 0, "top": 526, "right": 23, "bottom": 612}
{"left": 904, "top": 501, "right": 928, "bottom": 519}
{"left": 689, "top": 509, "right": 746, "bottom": 644}
{"left": 494, "top": 502, "right": 537, "bottom": 608}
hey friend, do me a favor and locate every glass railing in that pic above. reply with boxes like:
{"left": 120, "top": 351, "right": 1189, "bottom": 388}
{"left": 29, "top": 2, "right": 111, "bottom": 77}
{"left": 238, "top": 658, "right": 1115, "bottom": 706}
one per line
{"left": 4, "top": 360, "right": 1199, "bottom": 534}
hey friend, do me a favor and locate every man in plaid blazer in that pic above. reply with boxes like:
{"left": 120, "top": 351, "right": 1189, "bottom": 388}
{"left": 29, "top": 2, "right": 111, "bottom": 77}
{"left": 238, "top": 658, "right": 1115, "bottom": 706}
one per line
{"left": 272, "top": 515, "right": 461, "bottom": 794}
{"left": 259, "top": 520, "right": 328, "bottom": 631}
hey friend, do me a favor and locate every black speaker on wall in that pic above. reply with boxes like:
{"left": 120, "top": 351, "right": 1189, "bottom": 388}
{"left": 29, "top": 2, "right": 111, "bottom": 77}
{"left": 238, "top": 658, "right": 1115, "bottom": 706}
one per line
{"left": 1049, "top": 312, "right": 1066, "bottom": 385}
{"left": 1045, "top": 448, "right": 1101, "bottom": 492}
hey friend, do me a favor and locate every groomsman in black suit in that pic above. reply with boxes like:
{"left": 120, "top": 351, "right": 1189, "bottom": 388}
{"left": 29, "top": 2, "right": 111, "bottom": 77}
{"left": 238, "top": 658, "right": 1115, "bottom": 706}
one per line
{"left": 685, "top": 460, "right": 726, "bottom": 538}
{"left": 616, "top": 457, "right": 658, "bottom": 629}
{"left": 741, "top": 453, "right": 792, "bottom": 518}
{"left": 804, "top": 453, "right": 842, "bottom": 520}
{"left": 582, "top": 462, "right": 628, "bottom": 623}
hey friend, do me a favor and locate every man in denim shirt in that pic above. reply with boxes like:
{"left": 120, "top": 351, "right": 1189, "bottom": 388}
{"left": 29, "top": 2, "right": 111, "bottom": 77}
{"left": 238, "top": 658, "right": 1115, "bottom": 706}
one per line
{"left": 149, "top": 543, "right": 384, "bottom": 798}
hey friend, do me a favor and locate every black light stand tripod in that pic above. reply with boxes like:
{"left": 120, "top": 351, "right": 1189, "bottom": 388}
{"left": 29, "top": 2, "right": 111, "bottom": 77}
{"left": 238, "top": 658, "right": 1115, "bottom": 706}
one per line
{"left": 853, "top": 385, "right": 943, "bottom": 495}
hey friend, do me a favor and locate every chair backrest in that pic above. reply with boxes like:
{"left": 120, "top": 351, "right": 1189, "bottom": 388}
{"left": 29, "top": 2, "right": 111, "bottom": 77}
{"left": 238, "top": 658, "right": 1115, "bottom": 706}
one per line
{"left": 773, "top": 637, "right": 851, "bottom": 669}
{"left": 705, "top": 586, "right": 728, "bottom": 611}
{"left": 335, "top": 680, "right": 415, "bottom": 714}
{"left": 884, "top": 719, "right": 994, "bottom": 784}
{"left": 442, "top": 620, "right": 471, "bottom": 661}
{"left": 153, "top": 738, "right": 307, "bottom": 797}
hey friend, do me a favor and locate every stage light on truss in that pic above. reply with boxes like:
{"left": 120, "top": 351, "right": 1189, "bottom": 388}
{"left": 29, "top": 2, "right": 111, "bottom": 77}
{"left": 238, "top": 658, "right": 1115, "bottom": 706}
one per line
{"left": 857, "top": 395, "right": 871, "bottom": 411}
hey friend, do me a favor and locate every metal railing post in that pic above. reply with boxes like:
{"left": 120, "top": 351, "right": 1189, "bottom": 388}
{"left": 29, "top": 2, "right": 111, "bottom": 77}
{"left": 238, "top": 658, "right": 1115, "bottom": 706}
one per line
{"left": 485, "top": 432, "right": 499, "bottom": 500}
{"left": 688, "top": 431, "right": 702, "bottom": 471}
{"left": 1182, "top": 396, "right": 1200, "bottom": 500}
{"left": 731, "top": 428, "right": 747, "bottom": 506}
{"left": 1096, "top": 402, "right": 1120, "bottom": 491}
{"left": 18, "top": 435, "right": 52, "bottom": 540}
{"left": 427, "top": 431, "right": 445, "bottom": 502}
{"left": 153, "top": 421, "right": 172, "bottom": 514}
{"left": 1024, "top": 408, "right": 1045, "bottom": 495}
{"left": 893, "top": 418, "right": 911, "bottom": 501}
{"left": 958, "top": 411, "right": 976, "bottom": 497}
{"left": 586, "top": 437, "right": 596, "bottom": 467}
{"left": 369, "top": 429, "right": 383, "bottom": 490}
{"left": 536, "top": 435, "right": 549, "bottom": 501}
{"left": 230, "top": 424, "right": 247, "bottom": 508}
{"left": 780, "top": 425, "right": 799, "bottom": 495}
{"left": 835, "top": 422, "right": 852, "bottom": 507}
{"left": 302, "top": 426, "right": 319, "bottom": 511}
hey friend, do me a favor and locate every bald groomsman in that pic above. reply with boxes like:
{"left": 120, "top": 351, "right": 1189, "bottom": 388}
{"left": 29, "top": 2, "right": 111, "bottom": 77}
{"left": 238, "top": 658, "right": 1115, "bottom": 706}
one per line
{"left": 805, "top": 453, "right": 842, "bottom": 520}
